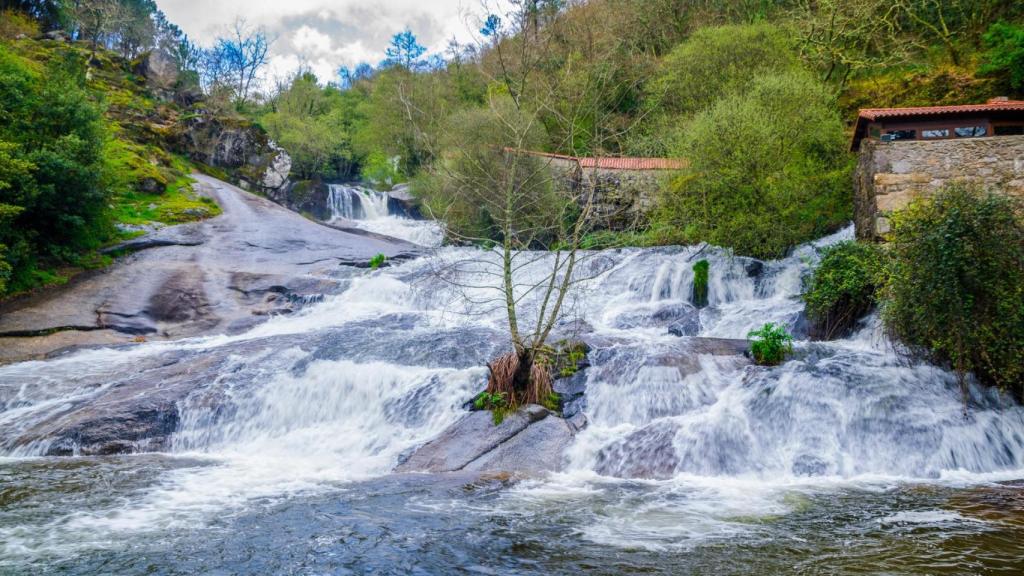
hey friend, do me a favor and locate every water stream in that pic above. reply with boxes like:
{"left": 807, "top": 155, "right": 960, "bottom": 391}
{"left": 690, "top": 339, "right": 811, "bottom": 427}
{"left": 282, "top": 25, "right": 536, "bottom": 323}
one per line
{"left": 1, "top": 221, "right": 1023, "bottom": 574}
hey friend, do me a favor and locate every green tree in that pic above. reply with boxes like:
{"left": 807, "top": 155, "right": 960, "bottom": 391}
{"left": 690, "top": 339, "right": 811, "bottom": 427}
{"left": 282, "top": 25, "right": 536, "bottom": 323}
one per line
{"left": 261, "top": 72, "right": 355, "bottom": 180}
{"left": 884, "top": 184, "right": 1024, "bottom": 400}
{"left": 0, "top": 45, "right": 109, "bottom": 293}
{"left": 980, "top": 21, "right": 1024, "bottom": 92}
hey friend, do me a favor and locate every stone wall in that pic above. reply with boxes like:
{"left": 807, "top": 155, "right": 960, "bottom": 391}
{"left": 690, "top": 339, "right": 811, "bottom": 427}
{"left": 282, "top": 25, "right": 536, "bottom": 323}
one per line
{"left": 855, "top": 135, "right": 1024, "bottom": 239}
{"left": 541, "top": 156, "right": 670, "bottom": 231}
{"left": 582, "top": 168, "right": 666, "bottom": 230}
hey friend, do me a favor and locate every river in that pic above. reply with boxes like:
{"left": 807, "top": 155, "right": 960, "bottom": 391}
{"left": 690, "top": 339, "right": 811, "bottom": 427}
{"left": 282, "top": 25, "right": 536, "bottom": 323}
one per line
{"left": 1, "top": 185, "right": 1022, "bottom": 574}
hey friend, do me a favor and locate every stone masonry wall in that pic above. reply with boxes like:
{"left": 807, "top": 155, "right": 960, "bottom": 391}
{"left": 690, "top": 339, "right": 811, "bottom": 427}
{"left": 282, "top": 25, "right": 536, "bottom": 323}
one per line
{"left": 855, "top": 135, "right": 1024, "bottom": 239}
{"left": 540, "top": 156, "right": 669, "bottom": 231}
{"left": 583, "top": 168, "right": 666, "bottom": 231}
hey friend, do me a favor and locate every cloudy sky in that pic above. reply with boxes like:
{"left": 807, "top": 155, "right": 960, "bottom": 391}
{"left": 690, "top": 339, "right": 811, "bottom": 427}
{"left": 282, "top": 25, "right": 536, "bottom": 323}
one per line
{"left": 159, "top": 0, "right": 500, "bottom": 86}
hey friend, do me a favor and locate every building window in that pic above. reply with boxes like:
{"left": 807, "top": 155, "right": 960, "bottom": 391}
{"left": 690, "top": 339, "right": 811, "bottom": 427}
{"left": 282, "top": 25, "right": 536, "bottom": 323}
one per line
{"left": 954, "top": 126, "right": 987, "bottom": 138}
{"left": 881, "top": 130, "right": 916, "bottom": 142}
{"left": 994, "top": 125, "right": 1024, "bottom": 136}
{"left": 922, "top": 129, "right": 949, "bottom": 139}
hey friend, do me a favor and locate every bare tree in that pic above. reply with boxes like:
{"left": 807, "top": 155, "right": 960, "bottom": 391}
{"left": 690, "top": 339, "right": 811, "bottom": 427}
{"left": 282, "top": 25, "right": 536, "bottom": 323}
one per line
{"left": 412, "top": 1, "right": 641, "bottom": 410}
{"left": 208, "top": 18, "right": 272, "bottom": 102}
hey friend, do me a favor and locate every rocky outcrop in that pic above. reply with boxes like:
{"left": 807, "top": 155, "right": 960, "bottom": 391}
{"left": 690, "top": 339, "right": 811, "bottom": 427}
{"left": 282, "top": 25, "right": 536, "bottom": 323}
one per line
{"left": 133, "top": 50, "right": 178, "bottom": 97}
{"left": 386, "top": 184, "right": 421, "bottom": 218}
{"left": 266, "top": 180, "right": 332, "bottom": 220}
{"left": 173, "top": 112, "right": 291, "bottom": 193}
{"left": 395, "top": 405, "right": 576, "bottom": 475}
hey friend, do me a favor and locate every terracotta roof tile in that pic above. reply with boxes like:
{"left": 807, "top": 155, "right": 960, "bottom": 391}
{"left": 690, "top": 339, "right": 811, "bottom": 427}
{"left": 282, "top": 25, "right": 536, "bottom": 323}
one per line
{"left": 504, "top": 148, "right": 687, "bottom": 171}
{"left": 857, "top": 99, "right": 1024, "bottom": 121}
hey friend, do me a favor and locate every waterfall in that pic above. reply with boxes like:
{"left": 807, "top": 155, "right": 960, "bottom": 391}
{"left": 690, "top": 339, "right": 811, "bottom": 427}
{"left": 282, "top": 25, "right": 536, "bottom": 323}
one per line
{"left": 325, "top": 183, "right": 443, "bottom": 247}
{"left": 2, "top": 224, "right": 1023, "bottom": 563}
{"left": 327, "top": 184, "right": 390, "bottom": 221}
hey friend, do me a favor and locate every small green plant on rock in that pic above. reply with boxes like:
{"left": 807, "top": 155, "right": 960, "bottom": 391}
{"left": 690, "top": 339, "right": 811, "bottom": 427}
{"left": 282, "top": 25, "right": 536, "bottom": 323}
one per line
{"left": 474, "top": 391, "right": 511, "bottom": 425}
{"left": 692, "top": 259, "right": 710, "bottom": 308}
{"left": 369, "top": 253, "right": 387, "bottom": 270}
{"left": 748, "top": 322, "right": 794, "bottom": 366}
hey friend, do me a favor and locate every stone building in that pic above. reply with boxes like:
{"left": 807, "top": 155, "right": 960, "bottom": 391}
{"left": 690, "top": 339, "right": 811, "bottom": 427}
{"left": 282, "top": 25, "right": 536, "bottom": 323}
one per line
{"left": 852, "top": 98, "right": 1024, "bottom": 239}
{"left": 514, "top": 150, "right": 687, "bottom": 230}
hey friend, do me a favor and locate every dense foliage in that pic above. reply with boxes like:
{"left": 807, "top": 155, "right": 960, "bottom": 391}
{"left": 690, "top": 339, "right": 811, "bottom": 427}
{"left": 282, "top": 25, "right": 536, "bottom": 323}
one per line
{"left": 657, "top": 67, "right": 853, "bottom": 259}
{"left": 0, "top": 44, "right": 109, "bottom": 292}
{"left": 884, "top": 184, "right": 1024, "bottom": 397}
{"left": 802, "top": 241, "right": 885, "bottom": 340}
{"left": 980, "top": 22, "right": 1024, "bottom": 90}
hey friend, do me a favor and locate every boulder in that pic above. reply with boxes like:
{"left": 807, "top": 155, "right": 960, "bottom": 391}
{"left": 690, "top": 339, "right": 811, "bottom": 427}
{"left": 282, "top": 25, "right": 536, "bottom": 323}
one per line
{"left": 667, "top": 313, "right": 702, "bottom": 337}
{"left": 133, "top": 50, "right": 179, "bottom": 93}
{"left": 266, "top": 179, "right": 331, "bottom": 220}
{"left": 395, "top": 405, "right": 575, "bottom": 475}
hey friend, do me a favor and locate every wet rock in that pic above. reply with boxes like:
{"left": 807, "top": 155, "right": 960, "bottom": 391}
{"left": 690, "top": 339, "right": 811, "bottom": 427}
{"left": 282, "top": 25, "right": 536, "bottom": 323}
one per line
{"left": 395, "top": 405, "right": 574, "bottom": 475}
{"left": 612, "top": 302, "right": 698, "bottom": 330}
{"left": 595, "top": 420, "right": 680, "bottom": 479}
{"left": 387, "top": 185, "right": 420, "bottom": 218}
{"left": 742, "top": 258, "right": 765, "bottom": 278}
{"left": 554, "top": 370, "right": 588, "bottom": 420}
{"left": 667, "top": 314, "right": 702, "bottom": 337}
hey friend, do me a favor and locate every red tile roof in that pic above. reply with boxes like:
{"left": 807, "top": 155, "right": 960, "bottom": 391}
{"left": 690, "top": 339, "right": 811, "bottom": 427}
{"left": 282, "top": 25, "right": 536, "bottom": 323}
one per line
{"left": 504, "top": 148, "right": 687, "bottom": 171}
{"left": 857, "top": 98, "right": 1024, "bottom": 121}
{"left": 851, "top": 98, "right": 1024, "bottom": 150}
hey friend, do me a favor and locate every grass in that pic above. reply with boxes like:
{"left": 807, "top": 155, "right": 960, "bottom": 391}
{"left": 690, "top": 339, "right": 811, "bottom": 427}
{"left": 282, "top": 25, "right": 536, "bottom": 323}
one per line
{"left": 110, "top": 175, "right": 221, "bottom": 226}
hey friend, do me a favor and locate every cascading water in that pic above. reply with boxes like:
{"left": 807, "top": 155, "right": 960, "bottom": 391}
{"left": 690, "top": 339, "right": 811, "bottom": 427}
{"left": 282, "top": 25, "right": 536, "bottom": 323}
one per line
{"left": 326, "top": 184, "right": 443, "bottom": 247}
{"left": 1, "top": 223, "right": 1022, "bottom": 572}
{"left": 327, "top": 184, "right": 390, "bottom": 220}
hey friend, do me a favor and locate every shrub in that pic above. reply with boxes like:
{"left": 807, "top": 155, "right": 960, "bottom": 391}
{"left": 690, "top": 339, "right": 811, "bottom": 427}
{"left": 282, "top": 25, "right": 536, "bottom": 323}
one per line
{"left": 0, "top": 9, "right": 39, "bottom": 39}
{"left": 748, "top": 322, "right": 794, "bottom": 366}
{"left": 691, "top": 259, "right": 709, "bottom": 308}
{"left": 655, "top": 70, "right": 853, "bottom": 259}
{"left": 803, "top": 241, "right": 885, "bottom": 340}
{"left": 0, "top": 45, "right": 110, "bottom": 295}
{"left": 884, "top": 184, "right": 1024, "bottom": 397}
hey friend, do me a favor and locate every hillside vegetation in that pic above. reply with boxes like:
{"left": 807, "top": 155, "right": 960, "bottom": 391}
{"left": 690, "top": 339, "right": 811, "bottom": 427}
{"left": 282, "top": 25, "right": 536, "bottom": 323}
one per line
{"left": 0, "top": 7, "right": 279, "bottom": 297}
{"left": 248, "top": 0, "right": 1024, "bottom": 256}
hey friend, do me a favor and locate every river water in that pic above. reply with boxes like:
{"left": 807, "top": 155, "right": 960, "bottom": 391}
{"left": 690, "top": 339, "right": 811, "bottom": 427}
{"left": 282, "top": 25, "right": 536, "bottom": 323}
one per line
{"left": 1, "top": 207, "right": 1023, "bottom": 574}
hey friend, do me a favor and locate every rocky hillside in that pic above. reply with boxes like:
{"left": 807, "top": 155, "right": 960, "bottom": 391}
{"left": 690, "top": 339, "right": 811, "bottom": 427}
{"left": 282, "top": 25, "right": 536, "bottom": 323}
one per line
{"left": 0, "top": 16, "right": 290, "bottom": 296}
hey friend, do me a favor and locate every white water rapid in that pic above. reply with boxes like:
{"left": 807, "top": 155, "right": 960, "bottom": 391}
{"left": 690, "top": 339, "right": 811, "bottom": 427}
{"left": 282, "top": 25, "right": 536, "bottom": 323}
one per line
{"left": 1, "top": 223, "right": 1022, "bottom": 562}
{"left": 326, "top": 183, "right": 443, "bottom": 247}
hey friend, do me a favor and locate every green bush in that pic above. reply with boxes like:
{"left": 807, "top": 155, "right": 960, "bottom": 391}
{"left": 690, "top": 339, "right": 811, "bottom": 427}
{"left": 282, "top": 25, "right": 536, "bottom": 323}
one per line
{"left": 691, "top": 259, "right": 709, "bottom": 308}
{"left": 803, "top": 241, "right": 885, "bottom": 340}
{"left": 748, "top": 322, "right": 794, "bottom": 366}
{"left": 884, "top": 184, "right": 1024, "bottom": 397}
{"left": 0, "top": 45, "right": 110, "bottom": 295}
{"left": 655, "top": 69, "right": 852, "bottom": 259}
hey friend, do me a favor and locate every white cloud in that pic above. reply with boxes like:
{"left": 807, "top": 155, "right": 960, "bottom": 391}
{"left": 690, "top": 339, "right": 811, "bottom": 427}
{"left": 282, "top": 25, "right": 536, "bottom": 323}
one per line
{"left": 158, "top": 0, "right": 507, "bottom": 85}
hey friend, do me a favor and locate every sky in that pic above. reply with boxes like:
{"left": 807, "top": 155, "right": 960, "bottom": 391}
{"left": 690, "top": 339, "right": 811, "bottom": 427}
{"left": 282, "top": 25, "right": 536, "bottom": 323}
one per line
{"left": 159, "top": 0, "right": 501, "bottom": 87}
